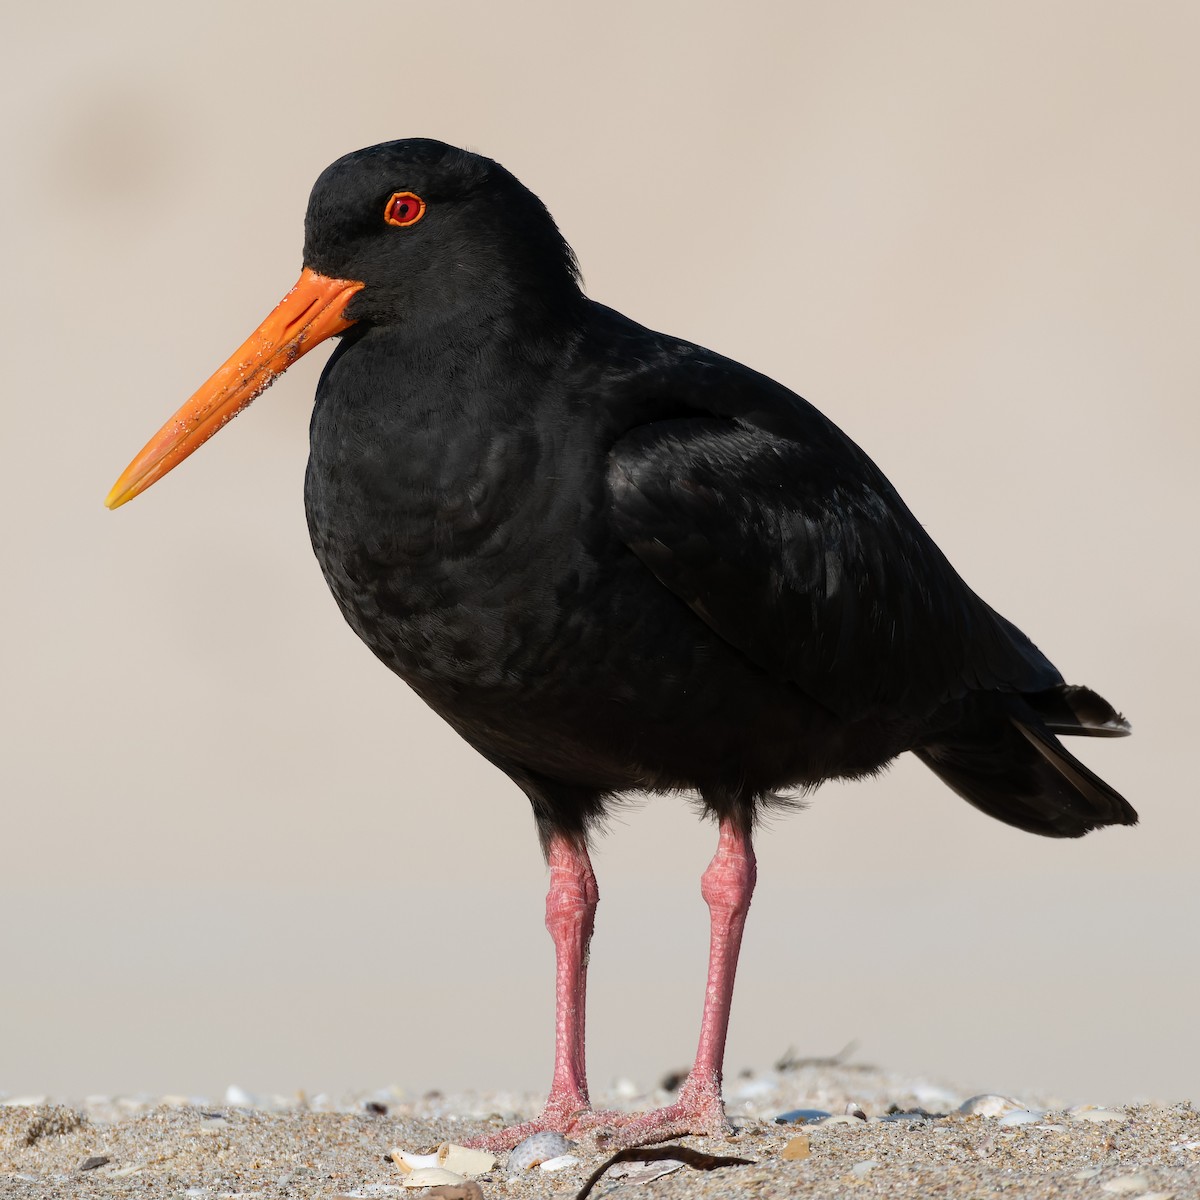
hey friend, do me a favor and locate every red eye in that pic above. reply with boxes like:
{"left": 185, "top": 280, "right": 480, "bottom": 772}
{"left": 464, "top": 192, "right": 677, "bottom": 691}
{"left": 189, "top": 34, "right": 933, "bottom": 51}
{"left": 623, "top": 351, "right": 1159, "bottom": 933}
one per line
{"left": 384, "top": 191, "right": 426, "bottom": 227}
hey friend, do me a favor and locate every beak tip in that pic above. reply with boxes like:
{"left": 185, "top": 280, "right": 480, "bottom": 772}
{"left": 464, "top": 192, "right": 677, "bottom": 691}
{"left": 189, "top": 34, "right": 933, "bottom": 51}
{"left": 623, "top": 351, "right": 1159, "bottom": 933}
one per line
{"left": 105, "top": 269, "right": 362, "bottom": 513}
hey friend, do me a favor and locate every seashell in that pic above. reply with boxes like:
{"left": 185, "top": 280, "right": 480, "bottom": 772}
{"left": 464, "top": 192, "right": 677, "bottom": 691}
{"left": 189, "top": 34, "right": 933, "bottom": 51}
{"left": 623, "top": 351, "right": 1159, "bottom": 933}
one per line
{"left": 538, "top": 1154, "right": 580, "bottom": 1172}
{"left": 1068, "top": 1107, "right": 1127, "bottom": 1124}
{"left": 401, "top": 1168, "right": 468, "bottom": 1188}
{"left": 997, "top": 1109, "right": 1044, "bottom": 1126}
{"left": 438, "top": 1144, "right": 496, "bottom": 1175}
{"left": 391, "top": 1150, "right": 441, "bottom": 1172}
{"left": 957, "top": 1094, "right": 1025, "bottom": 1118}
{"left": 1100, "top": 1176, "right": 1151, "bottom": 1195}
{"left": 507, "top": 1130, "right": 577, "bottom": 1173}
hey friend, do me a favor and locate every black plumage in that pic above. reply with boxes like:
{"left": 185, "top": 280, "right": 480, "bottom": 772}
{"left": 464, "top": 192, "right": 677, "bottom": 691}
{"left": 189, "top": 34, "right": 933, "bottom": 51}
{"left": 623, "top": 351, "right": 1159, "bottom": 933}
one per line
{"left": 108, "top": 137, "right": 1134, "bottom": 1147}
{"left": 301, "top": 139, "right": 1132, "bottom": 842}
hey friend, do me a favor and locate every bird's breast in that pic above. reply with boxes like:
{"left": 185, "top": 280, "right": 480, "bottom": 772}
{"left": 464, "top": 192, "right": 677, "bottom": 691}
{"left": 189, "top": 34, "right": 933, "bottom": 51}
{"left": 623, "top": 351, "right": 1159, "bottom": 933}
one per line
{"left": 304, "top": 360, "right": 613, "bottom": 702}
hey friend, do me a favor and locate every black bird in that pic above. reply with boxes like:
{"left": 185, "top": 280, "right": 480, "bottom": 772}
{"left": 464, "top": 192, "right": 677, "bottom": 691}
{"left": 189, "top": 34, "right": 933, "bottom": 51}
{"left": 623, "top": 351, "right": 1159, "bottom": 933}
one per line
{"left": 107, "top": 138, "right": 1135, "bottom": 1148}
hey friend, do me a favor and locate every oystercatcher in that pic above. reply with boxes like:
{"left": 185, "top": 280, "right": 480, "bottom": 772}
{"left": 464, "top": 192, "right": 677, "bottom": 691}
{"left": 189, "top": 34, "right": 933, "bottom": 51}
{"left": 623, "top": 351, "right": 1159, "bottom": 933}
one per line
{"left": 107, "top": 139, "right": 1134, "bottom": 1148}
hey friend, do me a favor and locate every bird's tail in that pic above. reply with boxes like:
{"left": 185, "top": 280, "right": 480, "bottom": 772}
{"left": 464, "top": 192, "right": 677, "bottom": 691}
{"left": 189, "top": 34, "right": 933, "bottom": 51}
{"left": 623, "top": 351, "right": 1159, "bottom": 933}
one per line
{"left": 914, "top": 685, "right": 1136, "bottom": 838}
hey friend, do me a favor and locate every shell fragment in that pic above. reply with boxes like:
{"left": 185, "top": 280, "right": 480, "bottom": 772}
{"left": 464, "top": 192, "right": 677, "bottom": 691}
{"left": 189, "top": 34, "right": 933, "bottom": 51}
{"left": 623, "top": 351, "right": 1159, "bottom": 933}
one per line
{"left": 440, "top": 1145, "right": 496, "bottom": 1175}
{"left": 538, "top": 1154, "right": 580, "bottom": 1172}
{"left": 392, "top": 1151, "right": 440, "bottom": 1173}
{"left": 1069, "top": 1107, "right": 1128, "bottom": 1124}
{"left": 391, "top": 1144, "right": 495, "bottom": 1177}
{"left": 1100, "top": 1177, "right": 1151, "bottom": 1195}
{"left": 958, "top": 1095, "right": 1025, "bottom": 1118}
{"left": 401, "top": 1168, "right": 469, "bottom": 1188}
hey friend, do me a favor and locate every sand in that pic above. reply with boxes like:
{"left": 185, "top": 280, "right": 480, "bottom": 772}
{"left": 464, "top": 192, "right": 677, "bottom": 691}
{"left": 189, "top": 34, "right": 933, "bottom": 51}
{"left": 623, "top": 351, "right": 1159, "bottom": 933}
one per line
{"left": 2, "top": 1067, "right": 1197, "bottom": 1199}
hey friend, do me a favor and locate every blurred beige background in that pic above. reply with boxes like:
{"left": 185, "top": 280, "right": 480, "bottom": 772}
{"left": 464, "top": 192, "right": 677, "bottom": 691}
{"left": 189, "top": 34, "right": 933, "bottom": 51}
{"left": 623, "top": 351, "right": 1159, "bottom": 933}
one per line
{"left": 2, "top": 1, "right": 1196, "bottom": 1106}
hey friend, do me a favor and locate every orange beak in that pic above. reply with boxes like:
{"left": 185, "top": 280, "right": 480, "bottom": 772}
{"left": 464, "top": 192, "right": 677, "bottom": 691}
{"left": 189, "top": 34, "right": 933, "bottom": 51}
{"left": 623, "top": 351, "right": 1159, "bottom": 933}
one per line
{"left": 105, "top": 267, "right": 364, "bottom": 509}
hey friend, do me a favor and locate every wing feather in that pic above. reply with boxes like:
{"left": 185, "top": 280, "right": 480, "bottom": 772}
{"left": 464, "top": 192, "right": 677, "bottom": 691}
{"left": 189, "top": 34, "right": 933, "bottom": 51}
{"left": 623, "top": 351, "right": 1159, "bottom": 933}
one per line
{"left": 608, "top": 415, "right": 1060, "bottom": 722}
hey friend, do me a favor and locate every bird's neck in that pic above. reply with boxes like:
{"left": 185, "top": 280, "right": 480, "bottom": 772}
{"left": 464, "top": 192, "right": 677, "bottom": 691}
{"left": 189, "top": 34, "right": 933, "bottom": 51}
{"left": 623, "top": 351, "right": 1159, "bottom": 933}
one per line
{"left": 362, "top": 288, "right": 587, "bottom": 375}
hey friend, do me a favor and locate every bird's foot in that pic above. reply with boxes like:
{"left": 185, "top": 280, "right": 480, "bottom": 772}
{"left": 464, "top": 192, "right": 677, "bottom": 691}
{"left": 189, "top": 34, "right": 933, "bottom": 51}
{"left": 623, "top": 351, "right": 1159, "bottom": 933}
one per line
{"left": 466, "top": 1079, "right": 730, "bottom": 1154}
{"left": 464, "top": 1093, "right": 626, "bottom": 1152}
{"left": 592, "top": 1079, "right": 730, "bottom": 1150}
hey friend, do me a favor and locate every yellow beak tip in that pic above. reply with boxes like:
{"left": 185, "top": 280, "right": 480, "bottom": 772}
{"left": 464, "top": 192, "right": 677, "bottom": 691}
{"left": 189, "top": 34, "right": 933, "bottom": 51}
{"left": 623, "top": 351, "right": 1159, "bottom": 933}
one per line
{"left": 105, "top": 485, "right": 130, "bottom": 510}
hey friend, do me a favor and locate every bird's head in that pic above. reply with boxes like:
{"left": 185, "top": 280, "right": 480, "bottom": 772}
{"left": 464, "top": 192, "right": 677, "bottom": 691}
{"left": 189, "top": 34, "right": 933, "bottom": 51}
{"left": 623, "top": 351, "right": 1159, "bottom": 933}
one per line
{"left": 105, "top": 139, "right": 580, "bottom": 510}
{"left": 305, "top": 139, "right": 580, "bottom": 328}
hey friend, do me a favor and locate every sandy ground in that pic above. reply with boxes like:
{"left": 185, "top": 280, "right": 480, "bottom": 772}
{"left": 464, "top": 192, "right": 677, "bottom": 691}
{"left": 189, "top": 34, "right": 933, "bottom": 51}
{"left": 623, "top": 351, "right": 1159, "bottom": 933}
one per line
{"left": 2, "top": 1067, "right": 1197, "bottom": 1200}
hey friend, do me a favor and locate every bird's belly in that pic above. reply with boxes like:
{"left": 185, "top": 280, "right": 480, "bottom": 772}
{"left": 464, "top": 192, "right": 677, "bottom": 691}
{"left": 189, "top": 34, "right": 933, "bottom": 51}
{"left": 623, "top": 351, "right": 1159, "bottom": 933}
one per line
{"left": 309, "top": 513, "right": 909, "bottom": 796}
{"left": 303, "top": 396, "right": 916, "bottom": 797}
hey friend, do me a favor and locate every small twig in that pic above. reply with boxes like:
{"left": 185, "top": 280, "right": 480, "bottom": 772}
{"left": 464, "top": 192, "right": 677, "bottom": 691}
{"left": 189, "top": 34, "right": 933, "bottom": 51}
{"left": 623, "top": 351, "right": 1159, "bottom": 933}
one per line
{"left": 575, "top": 1145, "right": 754, "bottom": 1200}
{"left": 775, "top": 1040, "right": 860, "bottom": 1072}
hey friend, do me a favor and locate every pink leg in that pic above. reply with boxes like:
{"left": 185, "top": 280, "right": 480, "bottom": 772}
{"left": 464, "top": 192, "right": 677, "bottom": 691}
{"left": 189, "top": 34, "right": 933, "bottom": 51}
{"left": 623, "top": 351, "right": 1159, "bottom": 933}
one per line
{"left": 468, "top": 834, "right": 617, "bottom": 1150}
{"left": 604, "top": 819, "right": 757, "bottom": 1147}
{"left": 543, "top": 833, "right": 598, "bottom": 1115}
{"left": 468, "top": 821, "right": 757, "bottom": 1151}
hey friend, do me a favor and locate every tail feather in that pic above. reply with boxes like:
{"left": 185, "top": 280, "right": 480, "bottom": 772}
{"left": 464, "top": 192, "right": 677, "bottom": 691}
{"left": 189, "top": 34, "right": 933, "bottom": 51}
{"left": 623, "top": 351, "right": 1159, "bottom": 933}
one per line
{"left": 1025, "top": 684, "right": 1131, "bottom": 738}
{"left": 915, "top": 686, "right": 1137, "bottom": 839}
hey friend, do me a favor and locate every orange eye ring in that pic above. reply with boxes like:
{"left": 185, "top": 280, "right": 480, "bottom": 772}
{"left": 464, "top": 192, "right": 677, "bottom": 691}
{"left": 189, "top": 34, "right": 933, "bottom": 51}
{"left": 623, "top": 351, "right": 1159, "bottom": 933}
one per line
{"left": 384, "top": 191, "right": 426, "bottom": 228}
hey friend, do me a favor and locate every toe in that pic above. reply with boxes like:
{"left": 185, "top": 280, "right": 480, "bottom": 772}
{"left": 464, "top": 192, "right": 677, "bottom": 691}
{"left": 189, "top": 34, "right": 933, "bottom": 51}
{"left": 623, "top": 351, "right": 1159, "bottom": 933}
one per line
{"left": 598, "top": 1098, "right": 730, "bottom": 1150}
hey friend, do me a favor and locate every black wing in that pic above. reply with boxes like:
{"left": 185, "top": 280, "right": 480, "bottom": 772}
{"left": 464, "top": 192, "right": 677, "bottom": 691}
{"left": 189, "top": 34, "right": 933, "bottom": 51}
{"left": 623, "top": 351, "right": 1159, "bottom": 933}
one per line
{"left": 607, "top": 406, "right": 1061, "bottom": 724}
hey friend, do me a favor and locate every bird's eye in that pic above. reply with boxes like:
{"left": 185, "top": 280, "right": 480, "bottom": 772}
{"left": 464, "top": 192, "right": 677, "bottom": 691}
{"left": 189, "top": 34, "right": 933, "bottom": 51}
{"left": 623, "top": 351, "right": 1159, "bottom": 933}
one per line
{"left": 384, "top": 191, "right": 426, "bottom": 228}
